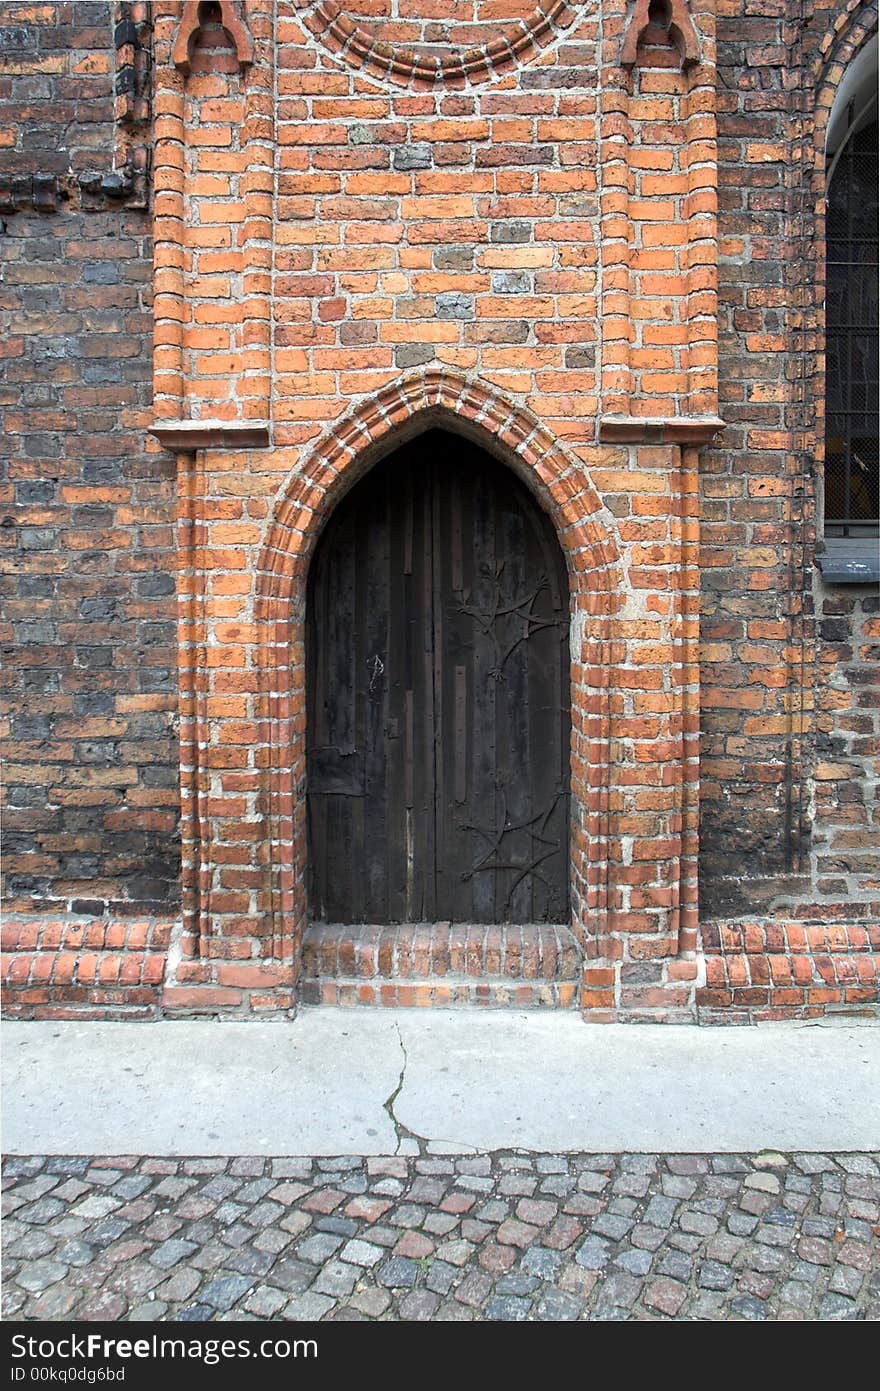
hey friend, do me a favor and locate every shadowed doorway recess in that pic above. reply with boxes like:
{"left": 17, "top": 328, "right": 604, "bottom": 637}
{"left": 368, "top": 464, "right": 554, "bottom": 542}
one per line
{"left": 306, "top": 429, "right": 571, "bottom": 929}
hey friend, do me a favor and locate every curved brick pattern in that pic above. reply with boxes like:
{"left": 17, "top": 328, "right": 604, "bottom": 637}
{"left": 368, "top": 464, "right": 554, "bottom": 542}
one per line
{"left": 2, "top": 1152, "right": 877, "bottom": 1321}
{"left": 297, "top": 0, "right": 581, "bottom": 90}
{"left": 300, "top": 922, "right": 581, "bottom": 1007}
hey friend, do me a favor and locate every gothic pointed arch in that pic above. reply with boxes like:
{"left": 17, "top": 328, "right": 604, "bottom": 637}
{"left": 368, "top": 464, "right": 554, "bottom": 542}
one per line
{"left": 253, "top": 371, "right": 622, "bottom": 969}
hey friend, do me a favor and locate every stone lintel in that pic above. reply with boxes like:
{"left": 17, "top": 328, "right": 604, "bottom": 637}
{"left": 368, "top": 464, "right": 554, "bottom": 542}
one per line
{"left": 150, "top": 420, "right": 271, "bottom": 452}
{"left": 599, "top": 416, "right": 725, "bottom": 445}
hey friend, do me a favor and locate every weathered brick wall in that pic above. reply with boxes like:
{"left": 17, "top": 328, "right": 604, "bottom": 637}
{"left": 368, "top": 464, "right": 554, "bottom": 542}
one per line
{"left": 0, "top": 2, "right": 179, "bottom": 916}
{"left": 811, "top": 585, "right": 880, "bottom": 899}
{"left": 1, "top": 1, "right": 876, "bottom": 1023}
{"left": 702, "top": 0, "right": 879, "bottom": 919}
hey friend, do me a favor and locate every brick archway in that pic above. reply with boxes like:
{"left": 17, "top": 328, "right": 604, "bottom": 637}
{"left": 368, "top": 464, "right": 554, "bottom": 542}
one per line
{"left": 295, "top": 0, "right": 583, "bottom": 89}
{"left": 253, "top": 371, "right": 623, "bottom": 987}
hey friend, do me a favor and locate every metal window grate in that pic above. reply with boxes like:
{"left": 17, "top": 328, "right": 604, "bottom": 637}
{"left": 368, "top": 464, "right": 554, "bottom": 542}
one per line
{"left": 825, "top": 119, "right": 879, "bottom": 536}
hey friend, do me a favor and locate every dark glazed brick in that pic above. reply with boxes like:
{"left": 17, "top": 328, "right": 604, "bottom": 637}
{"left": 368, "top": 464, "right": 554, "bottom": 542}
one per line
{"left": 0, "top": 8, "right": 177, "bottom": 927}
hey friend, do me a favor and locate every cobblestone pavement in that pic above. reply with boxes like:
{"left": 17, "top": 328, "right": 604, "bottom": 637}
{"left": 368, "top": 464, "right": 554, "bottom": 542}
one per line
{"left": 3, "top": 1152, "right": 878, "bottom": 1322}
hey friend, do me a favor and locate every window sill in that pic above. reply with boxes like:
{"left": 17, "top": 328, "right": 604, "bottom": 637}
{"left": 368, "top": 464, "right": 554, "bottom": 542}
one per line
{"left": 816, "top": 538, "right": 880, "bottom": 584}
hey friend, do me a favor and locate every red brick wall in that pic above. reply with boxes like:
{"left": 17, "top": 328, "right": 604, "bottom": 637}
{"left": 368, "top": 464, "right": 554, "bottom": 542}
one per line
{"left": 147, "top": 0, "right": 711, "bottom": 1019}
{"left": 812, "top": 588, "right": 880, "bottom": 898}
{"left": 2, "top": 1, "right": 877, "bottom": 1022}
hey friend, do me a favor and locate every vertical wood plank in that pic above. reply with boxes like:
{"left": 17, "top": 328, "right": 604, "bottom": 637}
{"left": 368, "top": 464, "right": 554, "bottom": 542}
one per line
{"left": 306, "top": 430, "right": 570, "bottom": 927}
{"left": 469, "top": 460, "right": 498, "bottom": 921}
{"left": 454, "top": 664, "right": 467, "bottom": 805}
{"left": 363, "top": 467, "right": 390, "bottom": 919}
{"left": 499, "top": 503, "right": 531, "bottom": 922}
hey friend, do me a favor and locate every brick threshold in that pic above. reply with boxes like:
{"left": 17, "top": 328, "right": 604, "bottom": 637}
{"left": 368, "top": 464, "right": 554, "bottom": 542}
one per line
{"left": 697, "top": 919, "right": 880, "bottom": 1020}
{"left": 301, "top": 922, "right": 582, "bottom": 1009}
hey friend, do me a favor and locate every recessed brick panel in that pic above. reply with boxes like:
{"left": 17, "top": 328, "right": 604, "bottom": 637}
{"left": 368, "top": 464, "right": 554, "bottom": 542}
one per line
{"left": 0, "top": 2, "right": 180, "bottom": 920}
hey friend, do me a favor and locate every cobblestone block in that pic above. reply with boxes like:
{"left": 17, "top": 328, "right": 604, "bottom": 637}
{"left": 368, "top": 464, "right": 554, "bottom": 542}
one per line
{"left": 486, "top": 1295, "right": 531, "bottom": 1321}
{"left": 534, "top": 1288, "right": 582, "bottom": 1320}
{"left": 264, "top": 1258, "right": 314, "bottom": 1295}
{"left": 283, "top": 1292, "right": 336, "bottom": 1320}
{"left": 818, "top": 1292, "right": 861, "bottom": 1320}
{"left": 149, "top": 1238, "right": 197, "bottom": 1270}
{"left": 340, "top": 1239, "right": 384, "bottom": 1267}
{"left": 519, "top": 1244, "right": 564, "bottom": 1280}
{"left": 615, "top": 1247, "right": 653, "bottom": 1277}
{"left": 1, "top": 1152, "right": 876, "bottom": 1323}
{"left": 313, "top": 1260, "right": 358, "bottom": 1298}
{"left": 15, "top": 1259, "right": 68, "bottom": 1293}
{"left": 377, "top": 1256, "right": 419, "bottom": 1289}
{"left": 575, "top": 1236, "right": 611, "bottom": 1271}
{"left": 698, "top": 1260, "right": 735, "bottom": 1291}
{"left": 644, "top": 1277, "right": 688, "bottom": 1316}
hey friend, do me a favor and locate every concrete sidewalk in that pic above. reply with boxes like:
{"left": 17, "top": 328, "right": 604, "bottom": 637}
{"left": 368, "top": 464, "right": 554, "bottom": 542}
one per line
{"left": 4, "top": 1011, "right": 878, "bottom": 1157}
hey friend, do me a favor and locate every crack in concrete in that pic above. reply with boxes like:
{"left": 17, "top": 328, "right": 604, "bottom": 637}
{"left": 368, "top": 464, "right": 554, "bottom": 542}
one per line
{"left": 383, "top": 1023, "right": 421, "bottom": 1155}
{"left": 382, "top": 1022, "right": 478, "bottom": 1156}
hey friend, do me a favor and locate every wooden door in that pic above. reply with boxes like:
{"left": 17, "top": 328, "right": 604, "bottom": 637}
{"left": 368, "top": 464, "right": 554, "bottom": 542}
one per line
{"left": 306, "top": 430, "right": 570, "bottom": 924}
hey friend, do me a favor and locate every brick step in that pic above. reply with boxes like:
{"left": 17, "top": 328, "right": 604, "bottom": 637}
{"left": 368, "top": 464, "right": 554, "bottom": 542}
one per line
{"left": 696, "top": 919, "right": 880, "bottom": 1021}
{"left": 301, "top": 922, "right": 582, "bottom": 1008}
{"left": 1, "top": 915, "right": 172, "bottom": 1019}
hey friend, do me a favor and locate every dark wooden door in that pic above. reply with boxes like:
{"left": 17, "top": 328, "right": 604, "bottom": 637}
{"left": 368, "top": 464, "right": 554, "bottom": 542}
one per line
{"left": 306, "top": 430, "right": 570, "bottom": 924}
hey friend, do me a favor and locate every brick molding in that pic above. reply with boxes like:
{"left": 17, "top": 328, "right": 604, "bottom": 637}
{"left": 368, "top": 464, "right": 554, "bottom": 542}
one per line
{"left": 150, "top": 420, "right": 271, "bottom": 451}
{"left": 296, "top": 0, "right": 581, "bottom": 89}
{"left": 1, "top": 917, "right": 172, "bottom": 1019}
{"left": 697, "top": 919, "right": 880, "bottom": 1022}
{"left": 599, "top": 415, "right": 725, "bottom": 445}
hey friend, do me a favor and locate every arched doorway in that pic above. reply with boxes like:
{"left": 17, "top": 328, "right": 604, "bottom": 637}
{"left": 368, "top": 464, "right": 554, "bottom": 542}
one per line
{"left": 306, "top": 428, "right": 571, "bottom": 926}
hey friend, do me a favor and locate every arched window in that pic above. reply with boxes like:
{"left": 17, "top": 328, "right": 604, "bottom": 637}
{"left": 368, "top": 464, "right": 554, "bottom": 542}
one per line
{"left": 823, "top": 36, "right": 879, "bottom": 553}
